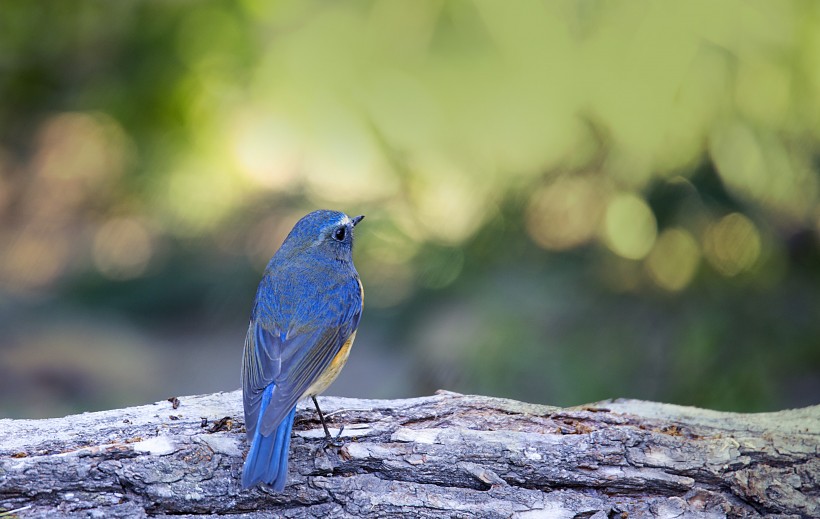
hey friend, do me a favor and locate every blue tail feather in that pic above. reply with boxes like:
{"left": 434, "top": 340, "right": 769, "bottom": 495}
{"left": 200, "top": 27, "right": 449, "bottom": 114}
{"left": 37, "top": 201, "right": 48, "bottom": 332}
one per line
{"left": 242, "top": 386, "right": 297, "bottom": 490}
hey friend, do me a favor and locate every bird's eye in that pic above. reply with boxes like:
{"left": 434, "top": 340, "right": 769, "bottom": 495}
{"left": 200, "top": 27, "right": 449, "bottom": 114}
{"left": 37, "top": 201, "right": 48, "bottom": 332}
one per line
{"left": 333, "top": 226, "right": 346, "bottom": 241}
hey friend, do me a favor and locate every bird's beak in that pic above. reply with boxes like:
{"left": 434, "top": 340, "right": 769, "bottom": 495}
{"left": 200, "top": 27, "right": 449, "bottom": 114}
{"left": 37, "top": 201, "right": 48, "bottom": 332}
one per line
{"left": 352, "top": 215, "right": 365, "bottom": 227}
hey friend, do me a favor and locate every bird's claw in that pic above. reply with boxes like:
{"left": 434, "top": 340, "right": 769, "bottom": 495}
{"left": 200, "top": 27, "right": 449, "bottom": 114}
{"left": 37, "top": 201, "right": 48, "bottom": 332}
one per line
{"left": 323, "top": 424, "right": 345, "bottom": 449}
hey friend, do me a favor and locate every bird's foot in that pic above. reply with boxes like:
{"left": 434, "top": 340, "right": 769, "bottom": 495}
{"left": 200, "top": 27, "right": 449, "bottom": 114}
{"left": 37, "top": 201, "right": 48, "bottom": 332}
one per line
{"left": 323, "top": 423, "right": 345, "bottom": 449}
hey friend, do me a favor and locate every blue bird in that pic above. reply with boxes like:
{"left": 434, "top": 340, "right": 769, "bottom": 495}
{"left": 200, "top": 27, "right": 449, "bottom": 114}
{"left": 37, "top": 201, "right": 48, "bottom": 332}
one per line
{"left": 241, "top": 209, "right": 365, "bottom": 490}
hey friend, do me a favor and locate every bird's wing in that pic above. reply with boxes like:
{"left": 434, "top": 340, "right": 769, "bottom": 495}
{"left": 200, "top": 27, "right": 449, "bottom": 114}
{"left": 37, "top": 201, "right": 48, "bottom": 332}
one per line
{"left": 242, "top": 318, "right": 282, "bottom": 440}
{"left": 242, "top": 277, "right": 363, "bottom": 438}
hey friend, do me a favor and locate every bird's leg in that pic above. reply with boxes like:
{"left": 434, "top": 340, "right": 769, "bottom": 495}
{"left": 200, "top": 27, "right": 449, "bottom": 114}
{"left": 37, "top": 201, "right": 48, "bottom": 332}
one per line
{"left": 312, "top": 396, "right": 345, "bottom": 448}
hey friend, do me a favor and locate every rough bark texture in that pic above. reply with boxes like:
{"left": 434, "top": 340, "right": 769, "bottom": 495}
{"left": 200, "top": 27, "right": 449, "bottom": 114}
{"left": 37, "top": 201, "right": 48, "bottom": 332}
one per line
{"left": 0, "top": 390, "right": 817, "bottom": 518}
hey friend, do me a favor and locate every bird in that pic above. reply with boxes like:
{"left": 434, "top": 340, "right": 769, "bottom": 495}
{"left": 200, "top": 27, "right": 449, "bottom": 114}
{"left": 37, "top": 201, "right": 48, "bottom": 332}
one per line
{"left": 241, "top": 209, "right": 365, "bottom": 491}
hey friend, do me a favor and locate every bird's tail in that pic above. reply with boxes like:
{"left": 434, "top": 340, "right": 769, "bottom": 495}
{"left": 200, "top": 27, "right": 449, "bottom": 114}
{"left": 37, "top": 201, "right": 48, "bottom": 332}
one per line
{"left": 242, "top": 403, "right": 297, "bottom": 490}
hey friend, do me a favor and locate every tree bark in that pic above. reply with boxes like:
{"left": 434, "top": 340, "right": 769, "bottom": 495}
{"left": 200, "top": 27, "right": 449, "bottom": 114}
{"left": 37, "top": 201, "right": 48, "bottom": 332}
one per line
{"left": 0, "top": 390, "right": 817, "bottom": 518}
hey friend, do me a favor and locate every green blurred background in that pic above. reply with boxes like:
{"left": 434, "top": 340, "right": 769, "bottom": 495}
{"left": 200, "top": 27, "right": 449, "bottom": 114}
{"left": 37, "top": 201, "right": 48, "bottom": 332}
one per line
{"left": 1, "top": 1, "right": 819, "bottom": 419}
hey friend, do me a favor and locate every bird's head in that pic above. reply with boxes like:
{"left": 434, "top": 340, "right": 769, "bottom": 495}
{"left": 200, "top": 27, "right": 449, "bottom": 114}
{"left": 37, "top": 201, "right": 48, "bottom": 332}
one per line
{"left": 279, "top": 209, "right": 364, "bottom": 263}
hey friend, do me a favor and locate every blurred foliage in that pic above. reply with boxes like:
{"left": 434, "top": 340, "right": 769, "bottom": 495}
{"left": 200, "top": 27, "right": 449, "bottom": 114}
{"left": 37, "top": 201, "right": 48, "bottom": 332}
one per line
{"left": 1, "top": 0, "right": 819, "bottom": 417}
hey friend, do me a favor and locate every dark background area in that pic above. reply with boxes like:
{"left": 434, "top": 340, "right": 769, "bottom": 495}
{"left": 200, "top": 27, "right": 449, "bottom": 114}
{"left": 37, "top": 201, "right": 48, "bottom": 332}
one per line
{"left": 1, "top": 1, "right": 819, "bottom": 418}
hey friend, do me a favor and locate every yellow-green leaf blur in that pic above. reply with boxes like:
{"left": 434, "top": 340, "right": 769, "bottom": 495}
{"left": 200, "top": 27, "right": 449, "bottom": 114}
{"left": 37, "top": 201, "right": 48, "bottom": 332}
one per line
{"left": 0, "top": 0, "right": 818, "bottom": 417}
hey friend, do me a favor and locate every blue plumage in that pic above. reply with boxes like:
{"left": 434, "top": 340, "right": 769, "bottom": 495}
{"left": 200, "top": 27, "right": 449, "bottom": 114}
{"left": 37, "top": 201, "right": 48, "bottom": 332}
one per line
{"left": 242, "top": 386, "right": 295, "bottom": 490}
{"left": 241, "top": 210, "right": 364, "bottom": 490}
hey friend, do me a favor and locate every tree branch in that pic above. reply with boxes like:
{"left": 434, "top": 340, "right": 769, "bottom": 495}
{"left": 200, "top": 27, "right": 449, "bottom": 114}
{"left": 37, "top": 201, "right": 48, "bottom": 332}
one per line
{"left": 1, "top": 390, "right": 817, "bottom": 518}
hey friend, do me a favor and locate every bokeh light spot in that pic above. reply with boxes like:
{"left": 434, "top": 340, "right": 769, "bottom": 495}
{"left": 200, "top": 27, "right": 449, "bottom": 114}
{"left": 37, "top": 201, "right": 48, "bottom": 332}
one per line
{"left": 33, "top": 112, "right": 129, "bottom": 185}
{"left": 164, "top": 160, "right": 243, "bottom": 234}
{"left": 526, "top": 176, "right": 606, "bottom": 251}
{"left": 410, "top": 157, "right": 491, "bottom": 245}
{"left": 231, "top": 112, "right": 302, "bottom": 191}
{"left": 602, "top": 193, "right": 657, "bottom": 260}
{"left": 29, "top": 112, "right": 131, "bottom": 220}
{"left": 0, "top": 230, "right": 70, "bottom": 291}
{"left": 92, "top": 218, "right": 153, "bottom": 280}
{"left": 645, "top": 228, "right": 700, "bottom": 291}
{"left": 704, "top": 213, "right": 761, "bottom": 276}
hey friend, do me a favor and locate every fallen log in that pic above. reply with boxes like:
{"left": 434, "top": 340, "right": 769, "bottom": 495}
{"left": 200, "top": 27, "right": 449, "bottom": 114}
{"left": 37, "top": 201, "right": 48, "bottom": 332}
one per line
{"left": 0, "top": 390, "right": 817, "bottom": 518}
